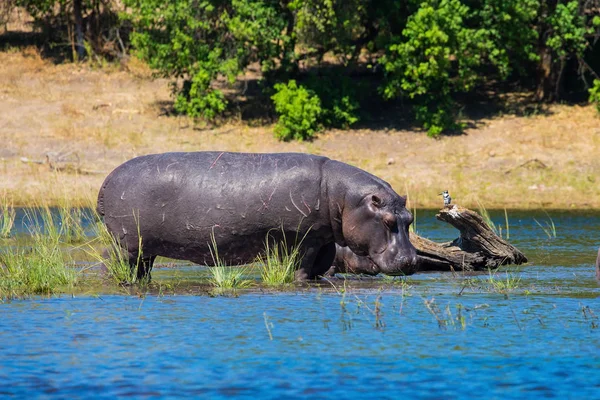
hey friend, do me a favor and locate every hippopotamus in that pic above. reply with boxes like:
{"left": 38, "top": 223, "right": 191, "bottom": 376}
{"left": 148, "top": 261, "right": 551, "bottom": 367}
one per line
{"left": 326, "top": 244, "right": 380, "bottom": 276}
{"left": 97, "top": 151, "right": 418, "bottom": 280}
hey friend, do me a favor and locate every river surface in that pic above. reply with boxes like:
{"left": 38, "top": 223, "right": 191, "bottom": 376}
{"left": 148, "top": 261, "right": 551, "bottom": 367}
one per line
{"left": 1, "top": 210, "right": 599, "bottom": 398}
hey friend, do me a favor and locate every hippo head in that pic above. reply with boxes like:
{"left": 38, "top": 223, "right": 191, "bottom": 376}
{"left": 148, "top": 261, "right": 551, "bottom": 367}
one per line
{"left": 340, "top": 191, "right": 418, "bottom": 276}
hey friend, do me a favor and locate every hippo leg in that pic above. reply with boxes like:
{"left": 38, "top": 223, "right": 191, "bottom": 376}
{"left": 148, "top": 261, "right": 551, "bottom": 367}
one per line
{"left": 128, "top": 253, "right": 156, "bottom": 282}
{"left": 296, "top": 242, "right": 336, "bottom": 281}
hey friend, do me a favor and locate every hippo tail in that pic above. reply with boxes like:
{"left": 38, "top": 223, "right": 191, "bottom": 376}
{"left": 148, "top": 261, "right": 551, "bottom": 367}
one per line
{"left": 96, "top": 185, "right": 106, "bottom": 219}
{"left": 96, "top": 169, "right": 117, "bottom": 220}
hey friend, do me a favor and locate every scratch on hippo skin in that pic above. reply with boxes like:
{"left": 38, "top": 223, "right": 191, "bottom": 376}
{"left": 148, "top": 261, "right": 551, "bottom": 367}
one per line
{"left": 166, "top": 162, "right": 179, "bottom": 171}
{"left": 120, "top": 192, "right": 125, "bottom": 200}
{"left": 302, "top": 198, "right": 312, "bottom": 214}
{"left": 315, "top": 199, "right": 320, "bottom": 211}
{"left": 289, "top": 191, "right": 308, "bottom": 217}
{"left": 110, "top": 214, "right": 135, "bottom": 219}
{"left": 209, "top": 152, "right": 225, "bottom": 170}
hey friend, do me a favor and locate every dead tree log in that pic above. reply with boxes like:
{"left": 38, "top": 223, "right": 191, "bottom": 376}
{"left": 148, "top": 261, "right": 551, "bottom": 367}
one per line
{"left": 413, "top": 205, "right": 527, "bottom": 272}
{"left": 328, "top": 204, "right": 527, "bottom": 276}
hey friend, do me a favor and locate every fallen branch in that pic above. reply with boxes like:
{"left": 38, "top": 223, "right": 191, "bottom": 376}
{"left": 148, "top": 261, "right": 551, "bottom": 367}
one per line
{"left": 414, "top": 204, "right": 527, "bottom": 272}
{"left": 20, "top": 151, "right": 104, "bottom": 175}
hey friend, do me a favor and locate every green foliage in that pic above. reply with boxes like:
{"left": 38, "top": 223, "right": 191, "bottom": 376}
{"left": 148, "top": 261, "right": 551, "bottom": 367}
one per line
{"left": 380, "top": 0, "right": 486, "bottom": 136}
{"left": 534, "top": 214, "right": 557, "bottom": 239}
{"left": 0, "top": 210, "right": 78, "bottom": 298}
{"left": 589, "top": 79, "right": 600, "bottom": 114}
{"left": 16, "top": 0, "right": 122, "bottom": 59}
{"left": 486, "top": 268, "right": 521, "bottom": 294}
{"left": 305, "top": 75, "right": 360, "bottom": 128}
{"left": 17, "top": 0, "right": 600, "bottom": 136}
{"left": 290, "top": 0, "right": 366, "bottom": 61}
{"left": 88, "top": 219, "right": 135, "bottom": 284}
{"left": 271, "top": 80, "right": 322, "bottom": 141}
{"left": 477, "top": 0, "right": 540, "bottom": 77}
{"left": 546, "top": 1, "right": 589, "bottom": 60}
{"left": 0, "top": 197, "right": 15, "bottom": 239}
{"left": 123, "top": 0, "right": 286, "bottom": 120}
{"left": 207, "top": 229, "right": 253, "bottom": 291}
{"left": 257, "top": 230, "right": 305, "bottom": 286}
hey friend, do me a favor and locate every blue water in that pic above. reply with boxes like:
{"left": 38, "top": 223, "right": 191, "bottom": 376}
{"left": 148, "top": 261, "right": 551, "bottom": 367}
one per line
{"left": 1, "top": 210, "right": 600, "bottom": 398}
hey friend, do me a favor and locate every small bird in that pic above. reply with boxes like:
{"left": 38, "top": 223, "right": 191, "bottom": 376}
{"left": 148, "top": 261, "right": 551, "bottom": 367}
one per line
{"left": 439, "top": 190, "right": 452, "bottom": 207}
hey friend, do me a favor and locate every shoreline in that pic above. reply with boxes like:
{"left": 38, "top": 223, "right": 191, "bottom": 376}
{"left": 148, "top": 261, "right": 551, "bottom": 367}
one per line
{"left": 1, "top": 49, "right": 599, "bottom": 211}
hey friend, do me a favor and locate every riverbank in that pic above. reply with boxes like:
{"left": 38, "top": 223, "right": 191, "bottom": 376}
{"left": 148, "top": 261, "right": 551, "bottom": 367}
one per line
{"left": 1, "top": 48, "right": 599, "bottom": 209}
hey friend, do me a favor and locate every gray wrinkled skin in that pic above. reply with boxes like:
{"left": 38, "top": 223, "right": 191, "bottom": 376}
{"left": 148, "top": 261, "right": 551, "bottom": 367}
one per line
{"left": 326, "top": 244, "right": 380, "bottom": 276}
{"left": 97, "top": 152, "right": 418, "bottom": 280}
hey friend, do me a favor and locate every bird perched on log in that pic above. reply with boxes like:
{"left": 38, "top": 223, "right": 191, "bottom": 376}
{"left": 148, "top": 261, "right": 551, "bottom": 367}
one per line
{"left": 439, "top": 190, "right": 452, "bottom": 207}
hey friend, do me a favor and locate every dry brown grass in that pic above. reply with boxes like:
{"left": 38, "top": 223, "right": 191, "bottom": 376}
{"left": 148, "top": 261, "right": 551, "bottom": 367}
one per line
{"left": 1, "top": 47, "right": 599, "bottom": 209}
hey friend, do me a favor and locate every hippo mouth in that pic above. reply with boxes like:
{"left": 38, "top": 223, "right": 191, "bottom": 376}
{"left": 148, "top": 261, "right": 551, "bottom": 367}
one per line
{"left": 369, "top": 252, "right": 419, "bottom": 276}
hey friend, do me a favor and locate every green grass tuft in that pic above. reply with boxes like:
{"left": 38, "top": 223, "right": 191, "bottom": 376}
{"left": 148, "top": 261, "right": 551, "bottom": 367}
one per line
{"left": 256, "top": 228, "right": 307, "bottom": 286}
{"left": 207, "top": 229, "right": 253, "bottom": 291}
{"left": 486, "top": 268, "right": 521, "bottom": 294}
{"left": 0, "top": 227, "right": 78, "bottom": 299}
{"left": 86, "top": 219, "right": 135, "bottom": 284}
{"left": 0, "top": 194, "right": 16, "bottom": 239}
{"left": 533, "top": 211, "right": 557, "bottom": 239}
{"left": 57, "top": 202, "right": 87, "bottom": 244}
{"left": 477, "top": 201, "right": 498, "bottom": 235}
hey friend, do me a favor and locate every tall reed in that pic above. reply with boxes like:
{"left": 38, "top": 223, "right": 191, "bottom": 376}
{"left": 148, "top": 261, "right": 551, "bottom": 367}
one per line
{"left": 533, "top": 211, "right": 557, "bottom": 239}
{"left": 0, "top": 218, "right": 77, "bottom": 298}
{"left": 207, "top": 229, "right": 252, "bottom": 291}
{"left": 57, "top": 199, "right": 88, "bottom": 244}
{"left": 486, "top": 268, "right": 521, "bottom": 294}
{"left": 87, "top": 218, "right": 135, "bottom": 284}
{"left": 0, "top": 194, "right": 15, "bottom": 238}
{"left": 256, "top": 227, "right": 308, "bottom": 286}
{"left": 476, "top": 201, "right": 498, "bottom": 235}
{"left": 477, "top": 202, "right": 510, "bottom": 239}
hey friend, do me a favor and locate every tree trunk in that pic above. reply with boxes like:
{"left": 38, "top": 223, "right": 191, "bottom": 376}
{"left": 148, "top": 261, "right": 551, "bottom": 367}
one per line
{"left": 535, "top": 0, "right": 561, "bottom": 102}
{"left": 413, "top": 205, "right": 527, "bottom": 272}
{"left": 73, "top": 0, "right": 85, "bottom": 60}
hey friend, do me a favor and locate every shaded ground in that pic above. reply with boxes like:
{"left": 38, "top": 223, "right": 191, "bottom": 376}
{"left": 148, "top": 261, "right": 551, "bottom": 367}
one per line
{"left": 1, "top": 48, "right": 599, "bottom": 209}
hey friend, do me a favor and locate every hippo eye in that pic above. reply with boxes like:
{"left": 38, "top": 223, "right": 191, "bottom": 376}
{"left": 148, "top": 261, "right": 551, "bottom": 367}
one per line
{"left": 371, "top": 195, "right": 382, "bottom": 208}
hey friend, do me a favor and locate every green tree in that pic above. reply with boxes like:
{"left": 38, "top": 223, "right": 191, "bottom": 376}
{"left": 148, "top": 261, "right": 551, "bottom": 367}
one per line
{"left": 271, "top": 80, "right": 322, "bottom": 141}
{"left": 123, "top": 0, "right": 287, "bottom": 119}
{"left": 17, "top": 0, "right": 121, "bottom": 60}
{"left": 536, "top": 0, "right": 600, "bottom": 101}
{"left": 380, "top": 0, "right": 491, "bottom": 136}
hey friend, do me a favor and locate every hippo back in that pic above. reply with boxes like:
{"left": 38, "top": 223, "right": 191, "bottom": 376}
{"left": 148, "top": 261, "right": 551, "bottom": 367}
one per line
{"left": 98, "top": 152, "right": 333, "bottom": 264}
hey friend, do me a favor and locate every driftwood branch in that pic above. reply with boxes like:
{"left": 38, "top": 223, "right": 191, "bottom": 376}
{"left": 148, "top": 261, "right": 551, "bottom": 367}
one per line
{"left": 20, "top": 150, "right": 104, "bottom": 175}
{"left": 413, "top": 204, "right": 527, "bottom": 272}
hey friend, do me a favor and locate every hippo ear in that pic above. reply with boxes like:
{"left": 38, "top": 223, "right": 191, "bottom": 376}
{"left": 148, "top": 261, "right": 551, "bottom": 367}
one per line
{"left": 371, "top": 195, "right": 382, "bottom": 208}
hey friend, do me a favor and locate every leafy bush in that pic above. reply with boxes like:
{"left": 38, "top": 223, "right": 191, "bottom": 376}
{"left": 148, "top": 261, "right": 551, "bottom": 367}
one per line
{"left": 306, "top": 75, "right": 360, "bottom": 129}
{"left": 271, "top": 80, "right": 322, "bottom": 141}
{"left": 124, "top": 0, "right": 286, "bottom": 121}
{"left": 546, "top": 1, "right": 589, "bottom": 60}
{"left": 590, "top": 79, "right": 600, "bottom": 114}
{"left": 380, "top": 0, "right": 483, "bottom": 136}
{"left": 17, "top": 0, "right": 123, "bottom": 60}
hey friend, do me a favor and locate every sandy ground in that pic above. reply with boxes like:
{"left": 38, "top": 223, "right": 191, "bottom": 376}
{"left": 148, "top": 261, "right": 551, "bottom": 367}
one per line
{"left": 1, "top": 48, "right": 599, "bottom": 209}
